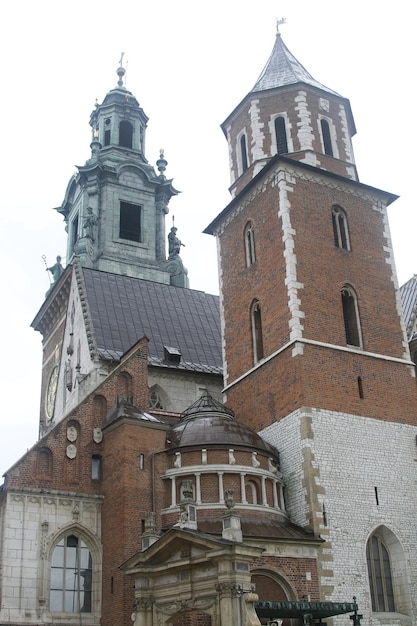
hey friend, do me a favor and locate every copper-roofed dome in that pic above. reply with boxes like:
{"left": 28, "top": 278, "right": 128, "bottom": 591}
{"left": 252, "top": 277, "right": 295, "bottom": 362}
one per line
{"left": 167, "top": 395, "right": 278, "bottom": 458}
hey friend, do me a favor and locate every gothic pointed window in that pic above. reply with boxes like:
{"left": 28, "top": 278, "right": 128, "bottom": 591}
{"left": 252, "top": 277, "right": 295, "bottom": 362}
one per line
{"left": 274, "top": 116, "right": 288, "bottom": 154}
{"left": 119, "top": 121, "right": 133, "bottom": 148}
{"left": 367, "top": 533, "right": 395, "bottom": 612}
{"left": 321, "top": 119, "right": 334, "bottom": 156}
{"left": 244, "top": 222, "right": 256, "bottom": 267}
{"left": 251, "top": 300, "right": 264, "bottom": 363}
{"left": 50, "top": 535, "right": 92, "bottom": 612}
{"left": 341, "top": 286, "right": 362, "bottom": 347}
{"left": 240, "top": 133, "right": 249, "bottom": 173}
{"left": 332, "top": 205, "right": 350, "bottom": 250}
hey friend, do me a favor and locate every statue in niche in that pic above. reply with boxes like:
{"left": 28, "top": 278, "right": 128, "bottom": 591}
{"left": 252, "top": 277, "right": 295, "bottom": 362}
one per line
{"left": 47, "top": 256, "right": 64, "bottom": 284}
{"left": 168, "top": 226, "right": 184, "bottom": 258}
{"left": 83, "top": 207, "right": 98, "bottom": 242}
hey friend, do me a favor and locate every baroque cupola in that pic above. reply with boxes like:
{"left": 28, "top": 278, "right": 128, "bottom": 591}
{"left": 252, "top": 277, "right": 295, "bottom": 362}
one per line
{"left": 222, "top": 23, "right": 357, "bottom": 197}
{"left": 161, "top": 395, "right": 290, "bottom": 537}
{"left": 53, "top": 57, "right": 188, "bottom": 287}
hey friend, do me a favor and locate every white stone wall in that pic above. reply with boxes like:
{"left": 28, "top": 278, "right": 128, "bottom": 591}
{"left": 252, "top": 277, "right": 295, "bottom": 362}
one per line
{"left": 260, "top": 409, "right": 417, "bottom": 626}
{"left": 53, "top": 274, "right": 99, "bottom": 426}
{"left": 148, "top": 369, "right": 222, "bottom": 413}
{"left": 0, "top": 490, "right": 102, "bottom": 624}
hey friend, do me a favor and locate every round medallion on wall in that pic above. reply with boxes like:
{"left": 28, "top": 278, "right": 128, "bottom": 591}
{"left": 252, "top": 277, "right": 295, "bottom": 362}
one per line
{"left": 66, "top": 444, "right": 77, "bottom": 459}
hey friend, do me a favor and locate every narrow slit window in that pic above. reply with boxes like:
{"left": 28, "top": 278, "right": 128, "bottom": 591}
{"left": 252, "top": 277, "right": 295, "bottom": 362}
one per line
{"left": 357, "top": 376, "right": 364, "bottom": 399}
{"left": 274, "top": 116, "right": 288, "bottom": 154}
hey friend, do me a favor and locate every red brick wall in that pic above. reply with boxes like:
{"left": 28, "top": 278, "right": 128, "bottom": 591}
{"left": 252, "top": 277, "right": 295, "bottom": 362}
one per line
{"left": 227, "top": 87, "right": 355, "bottom": 196}
{"left": 219, "top": 163, "right": 417, "bottom": 428}
{"left": 5, "top": 337, "right": 170, "bottom": 626}
{"left": 252, "top": 555, "right": 320, "bottom": 601}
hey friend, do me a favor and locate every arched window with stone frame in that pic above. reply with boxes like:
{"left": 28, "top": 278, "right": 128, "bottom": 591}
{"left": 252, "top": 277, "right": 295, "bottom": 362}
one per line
{"left": 366, "top": 526, "right": 411, "bottom": 615}
{"left": 274, "top": 115, "right": 288, "bottom": 154}
{"left": 320, "top": 118, "right": 334, "bottom": 156}
{"left": 49, "top": 528, "right": 101, "bottom": 615}
{"left": 237, "top": 131, "right": 249, "bottom": 176}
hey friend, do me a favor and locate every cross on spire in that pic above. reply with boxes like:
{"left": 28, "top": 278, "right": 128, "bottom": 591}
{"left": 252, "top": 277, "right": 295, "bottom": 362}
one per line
{"left": 276, "top": 17, "right": 286, "bottom": 34}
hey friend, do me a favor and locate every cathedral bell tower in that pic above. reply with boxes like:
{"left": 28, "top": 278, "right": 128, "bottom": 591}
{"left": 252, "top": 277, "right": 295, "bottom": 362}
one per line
{"left": 55, "top": 58, "right": 186, "bottom": 286}
{"left": 206, "top": 24, "right": 417, "bottom": 614}
{"left": 222, "top": 25, "right": 357, "bottom": 198}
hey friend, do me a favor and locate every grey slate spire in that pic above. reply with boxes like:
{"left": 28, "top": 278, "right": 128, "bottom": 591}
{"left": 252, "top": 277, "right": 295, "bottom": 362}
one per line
{"left": 251, "top": 30, "right": 339, "bottom": 96}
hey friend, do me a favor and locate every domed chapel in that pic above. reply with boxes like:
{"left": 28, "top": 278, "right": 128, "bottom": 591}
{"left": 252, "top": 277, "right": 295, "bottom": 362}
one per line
{"left": 1, "top": 22, "right": 417, "bottom": 626}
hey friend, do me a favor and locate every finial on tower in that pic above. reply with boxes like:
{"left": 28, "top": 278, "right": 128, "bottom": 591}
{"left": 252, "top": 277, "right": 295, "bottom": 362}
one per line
{"left": 117, "top": 52, "right": 126, "bottom": 87}
{"left": 276, "top": 17, "right": 286, "bottom": 34}
{"left": 156, "top": 149, "right": 168, "bottom": 178}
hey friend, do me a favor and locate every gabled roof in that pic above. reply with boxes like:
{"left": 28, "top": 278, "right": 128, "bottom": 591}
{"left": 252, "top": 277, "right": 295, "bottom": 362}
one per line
{"left": 400, "top": 275, "right": 417, "bottom": 340}
{"left": 83, "top": 268, "right": 222, "bottom": 374}
{"left": 252, "top": 32, "right": 339, "bottom": 95}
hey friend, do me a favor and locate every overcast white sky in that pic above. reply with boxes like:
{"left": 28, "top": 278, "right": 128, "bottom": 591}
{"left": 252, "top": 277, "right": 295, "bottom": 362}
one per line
{"left": 0, "top": 0, "right": 415, "bottom": 477}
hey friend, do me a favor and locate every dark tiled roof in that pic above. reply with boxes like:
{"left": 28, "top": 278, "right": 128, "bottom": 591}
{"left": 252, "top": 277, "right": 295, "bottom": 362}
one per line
{"left": 83, "top": 268, "right": 222, "bottom": 374}
{"left": 400, "top": 276, "right": 417, "bottom": 340}
{"left": 197, "top": 518, "right": 322, "bottom": 542}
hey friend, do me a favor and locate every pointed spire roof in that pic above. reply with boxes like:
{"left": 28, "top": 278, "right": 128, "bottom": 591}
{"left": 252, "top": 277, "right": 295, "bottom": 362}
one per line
{"left": 251, "top": 31, "right": 339, "bottom": 96}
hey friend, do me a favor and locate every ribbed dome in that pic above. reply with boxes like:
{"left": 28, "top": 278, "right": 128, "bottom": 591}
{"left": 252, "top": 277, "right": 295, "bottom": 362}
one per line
{"left": 101, "top": 86, "right": 140, "bottom": 108}
{"left": 167, "top": 395, "right": 277, "bottom": 457}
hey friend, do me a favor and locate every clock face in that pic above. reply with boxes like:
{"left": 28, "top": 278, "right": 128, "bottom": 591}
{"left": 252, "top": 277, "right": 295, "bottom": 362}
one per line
{"left": 45, "top": 365, "right": 58, "bottom": 422}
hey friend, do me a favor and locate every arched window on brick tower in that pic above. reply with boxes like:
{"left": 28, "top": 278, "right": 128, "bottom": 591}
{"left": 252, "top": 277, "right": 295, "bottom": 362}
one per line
{"left": 274, "top": 116, "right": 288, "bottom": 154}
{"left": 341, "top": 286, "right": 362, "bottom": 347}
{"left": 244, "top": 221, "right": 256, "bottom": 267}
{"left": 320, "top": 118, "right": 334, "bottom": 156}
{"left": 332, "top": 205, "right": 350, "bottom": 250}
{"left": 251, "top": 300, "right": 264, "bottom": 363}
{"left": 240, "top": 133, "right": 249, "bottom": 173}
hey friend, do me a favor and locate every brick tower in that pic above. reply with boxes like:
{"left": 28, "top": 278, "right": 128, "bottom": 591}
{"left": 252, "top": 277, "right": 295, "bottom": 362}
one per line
{"left": 206, "top": 25, "right": 417, "bottom": 621}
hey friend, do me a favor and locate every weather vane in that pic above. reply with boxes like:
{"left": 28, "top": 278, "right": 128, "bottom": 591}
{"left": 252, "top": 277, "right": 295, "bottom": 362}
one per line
{"left": 276, "top": 17, "right": 286, "bottom": 33}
